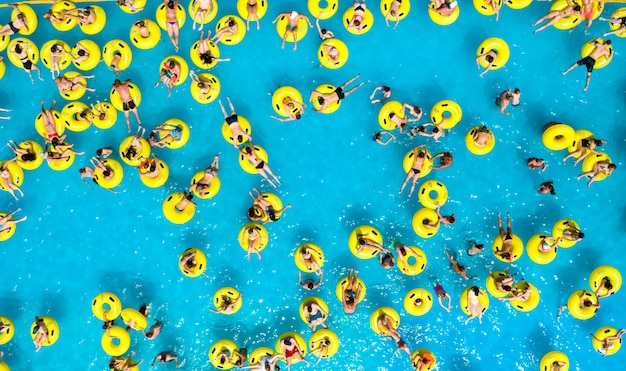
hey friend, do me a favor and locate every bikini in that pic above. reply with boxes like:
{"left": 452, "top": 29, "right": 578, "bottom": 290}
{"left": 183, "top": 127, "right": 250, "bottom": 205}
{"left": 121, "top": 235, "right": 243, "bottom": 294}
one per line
{"left": 308, "top": 310, "right": 323, "bottom": 322}
{"left": 20, "top": 56, "right": 33, "bottom": 70}
{"left": 8, "top": 21, "right": 19, "bottom": 34}
{"left": 285, "top": 347, "right": 298, "bottom": 358}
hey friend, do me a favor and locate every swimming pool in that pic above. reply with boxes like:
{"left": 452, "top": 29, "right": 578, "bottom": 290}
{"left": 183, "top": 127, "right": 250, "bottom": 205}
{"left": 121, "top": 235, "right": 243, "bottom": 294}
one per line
{"left": 1, "top": 0, "right": 625, "bottom": 370}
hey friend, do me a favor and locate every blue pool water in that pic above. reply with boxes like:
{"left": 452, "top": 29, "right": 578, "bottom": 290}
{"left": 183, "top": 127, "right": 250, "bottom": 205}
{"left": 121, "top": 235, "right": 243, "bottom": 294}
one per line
{"left": 1, "top": 1, "right": 625, "bottom": 370}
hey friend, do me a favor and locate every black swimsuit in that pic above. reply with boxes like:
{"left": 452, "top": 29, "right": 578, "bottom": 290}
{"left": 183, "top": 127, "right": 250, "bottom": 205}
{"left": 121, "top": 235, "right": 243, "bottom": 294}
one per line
{"left": 335, "top": 87, "right": 345, "bottom": 100}
{"left": 20, "top": 56, "right": 33, "bottom": 70}
{"left": 226, "top": 114, "right": 238, "bottom": 125}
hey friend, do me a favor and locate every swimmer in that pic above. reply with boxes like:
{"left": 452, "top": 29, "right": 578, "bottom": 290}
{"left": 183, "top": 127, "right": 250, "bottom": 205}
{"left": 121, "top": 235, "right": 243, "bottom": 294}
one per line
{"left": 121, "top": 126, "right": 146, "bottom": 161}
{"left": 196, "top": 32, "right": 231, "bottom": 67}
{"left": 398, "top": 143, "right": 429, "bottom": 197}
{"left": 444, "top": 245, "right": 470, "bottom": 280}
{"left": 590, "top": 329, "right": 626, "bottom": 356}
{"left": 473, "top": 126, "right": 493, "bottom": 147}
{"left": 175, "top": 192, "right": 196, "bottom": 214}
{"left": 464, "top": 286, "right": 485, "bottom": 324}
{"left": 537, "top": 236, "right": 561, "bottom": 253}
{"left": 341, "top": 268, "right": 363, "bottom": 314}
{"left": 496, "top": 88, "right": 521, "bottom": 115}
{"left": 278, "top": 336, "right": 310, "bottom": 371}
{"left": 270, "top": 95, "right": 305, "bottom": 122}
{"left": 299, "top": 245, "right": 323, "bottom": 275}
{"left": 466, "top": 240, "right": 484, "bottom": 256}
{"left": 376, "top": 313, "right": 411, "bottom": 357}
{"left": 527, "top": 158, "right": 548, "bottom": 172}
{"left": 309, "top": 74, "right": 364, "bottom": 112}
{"left": 96, "top": 146, "right": 113, "bottom": 160}
{"left": 219, "top": 97, "right": 252, "bottom": 147}
{"left": 123, "top": 304, "right": 151, "bottom": 331}
{"left": 1, "top": 158, "right": 24, "bottom": 200}
{"left": 562, "top": 137, "right": 606, "bottom": 166}
{"left": 309, "top": 335, "right": 332, "bottom": 364}
{"left": 211, "top": 16, "right": 239, "bottom": 44}
{"left": 245, "top": 0, "right": 261, "bottom": 30}
{"left": 189, "top": 71, "right": 219, "bottom": 101}
{"left": 164, "top": 0, "right": 181, "bottom": 52}
{"left": 150, "top": 351, "right": 181, "bottom": 368}
{"left": 148, "top": 122, "right": 183, "bottom": 148}
{"left": 188, "top": 155, "right": 220, "bottom": 197}
{"left": 112, "top": 79, "right": 142, "bottom": 132}
{"left": 241, "top": 354, "right": 281, "bottom": 371}
{"left": 48, "top": 43, "right": 69, "bottom": 80}
{"left": 8, "top": 42, "right": 44, "bottom": 83}
{"left": 247, "top": 189, "right": 292, "bottom": 223}
{"left": 379, "top": 248, "right": 395, "bottom": 269}
{"left": 240, "top": 144, "right": 282, "bottom": 188}
{"left": 272, "top": 11, "right": 313, "bottom": 51}
{"left": 216, "top": 348, "right": 247, "bottom": 368}
{"left": 562, "top": 38, "right": 612, "bottom": 92}
{"left": 298, "top": 271, "right": 323, "bottom": 290}
{"left": 210, "top": 291, "right": 242, "bottom": 314}
{"left": 0, "top": 208, "right": 27, "bottom": 234}
{"left": 191, "top": 0, "right": 214, "bottom": 31}
{"left": 142, "top": 320, "right": 162, "bottom": 340}
{"left": 356, "top": 232, "right": 392, "bottom": 258}
{"left": 435, "top": 202, "right": 455, "bottom": 225}
{"left": 403, "top": 103, "right": 423, "bottom": 122}
{"left": 560, "top": 220, "right": 585, "bottom": 242}
{"left": 348, "top": 0, "right": 368, "bottom": 33}
{"left": 431, "top": 151, "right": 452, "bottom": 170}
{"left": 496, "top": 213, "right": 514, "bottom": 261}
{"left": 595, "top": 277, "right": 615, "bottom": 299}
{"left": 538, "top": 180, "right": 555, "bottom": 195}
{"left": 109, "top": 351, "right": 143, "bottom": 371}
{"left": 0, "top": 4, "right": 30, "bottom": 36}
{"left": 600, "top": 15, "right": 626, "bottom": 37}
{"left": 433, "top": 0, "right": 458, "bottom": 17}
{"left": 303, "top": 301, "right": 328, "bottom": 331}
{"left": 32, "top": 316, "right": 49, "bottom": 352}
{"left": 414, "top": 121, "right": 444, "bottom": 141}
{"left": 433, "top": 281, "right": 452, "bottom": 312}
{"left": 532, "top": 0, "right": 581, "bottom": 33}
{"left": 154, "top": 59, "right": 181, "bottom": 97}
{"left": 499, "top": 281, "right": 532, "bottom": 302}
{"left": 370, "top": 86, "right": 391, "bottom": 104}
{"left": 243, "top": 226, "right": 263, "bottom": 261}
{"left": 372, "top": 131, "right": 396, "bottom": 145}
{"left": 132, "top": 19, "right": 152, "bottom": 39}
{"left": 476, "top": 49, "right": 498, "bottom": 78}
{"left": 577, "top": 161, "right": 616, "bottom": 188}
{"left": 384, "top": 0, "right": 404, "bottom": 29}
{"left": 179, "top": 250, "right": 209, "bottom": 277}
{"left": 78, "top": 157, "right": 119, "bottom": 194}
{"left": 54, "top": 74, "right": 95, "bottom": 96}
{"left": 489, "top": 269, "right": 514, "bottom": 293}
{"left": 315, "top": 16, "right": 334, "bottom": 40}
{"left": 7, "top": 140, "right": 37, "bottom": 164}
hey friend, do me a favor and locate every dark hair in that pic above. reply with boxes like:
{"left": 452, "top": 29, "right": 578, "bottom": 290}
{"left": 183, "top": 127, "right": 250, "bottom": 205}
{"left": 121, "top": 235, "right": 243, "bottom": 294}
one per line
{"left": 471, "top": 286, "right": 480, "bottom": 295}
{"left": 114, "top": 78, "right": 121, "bottom": 84}
{"left": 136, "top": 20, "right": 145, "bottom": 26}
{"left": 307, "top": 282, "right": 314, "bottom": 289}
{"left": 486, "top": 55, "right": 494, "bottom": 63}
{"left": 295, "top": 112, "right": 302, "bottom": 120}
{"left": 77, "top": 49, "right": 86, "bottom": 57}
{"left": 418, "top": 152, "right": 425, "bottom": 158}
{"left": 417, "top": 126, "right": 425, "bottom": 133}
{"left": 199, "top": 52, "right": 212, "bottom": 64}
{"left": 448, "top": 215, "right": 456, "bottom": 223}
{"left": 167, "top": 0, "right": 175, "bottom": 9}
{"left": 372, "top": 132, "right": 382, "bottom": 141}
{"left": 247, "top": 207, "right": 258, "bottom": 218}
{"left": 353, "top": 20, "right": 361, "bottom": 27}
{"left": 415, "top": 298, "right": 423, "bottom": 304}
{"left": 608, "top": 164, "right": 617, "bottom": 169}
{"left": 79, "top": 168, "right": 86, "bottom": 175}
{"left": 503, "top": 285, "right": 512, "bottom": 292}
{"left": 583, "top": 299, "right": 593, "bottom": 307}
{"left": 432, "top": 127, "right": 440, "bottom": 133}
{"left": 577, "top": 232, "right": 585, "bottom": 239}
{"left": 15, "top": 43, "right": 23, "bottom": 53}
{"left": 306, "top": 303, "right": 312, "bottom": 312}
{"left": 103, "top": 170, "right": 111, "bottom": 177}
{"left": 573, "top": 5, "right": 581, "bottom": 11}
{"left": 594, "top": 140, "right": 603, "bottom": 146}
{"left": 605, "top": 280, "right": 613, "bottom": 290}
{"left": 382, "top": 86, "right": 390, "bottom": 92}
{"left": 606, "top": 40, "right": 612, "bottom": 45}
{"left": 185, "top": 192, "right": 194, "bottom": 200}
{"left": 52, "top": 137, "right": 60, "bottom": 146}
{"left": 514, "top": 88, "right": 520, "bottom": 93}
{"left": 21, "top": 153, "right": 37, "bottom": 162}
{"left": 228, "top": 19, "right": 236, "bottom": 27}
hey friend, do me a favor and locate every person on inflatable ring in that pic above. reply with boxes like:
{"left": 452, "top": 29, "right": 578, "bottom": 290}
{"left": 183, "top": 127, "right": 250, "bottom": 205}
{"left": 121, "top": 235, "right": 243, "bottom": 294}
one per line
{"left": 310, "top": 73, "right": 364, "bottom": 113}
{"left": 376, "top": 312, "right": 411, "bottom": 356}
{"left": 180, "top": 250, "right": 209, "bottom": 277}
{"left": 132, "top": 19, "right": 152, "bottom": 38}
{"left": 148, "top": 123, "right": 183, "bottom": 148}
{"left": 562, "top": 38, "right": 612, "bottom": 92}
{"left": 138, "top": 154, "right": 162, "bottom": 179}
{"left": 278, "top": 336, "right": 310, "bottom": 369}
{"left": 393, "top": 240, "right": 424, "bottom": 266}
{"left": 433, "top": 0, "right": 458, "bottom": 17}
{"left": 563, "top": 138, "right": 606, "bottom": 166}
{"left": 304, "top": 301, "right": 328, "bottom": 331}
{"left": 560, "top": 221, "right": 585, "bottom": 242}
{"left": 1, "top": 159, "right": 24, "bottom": 201}
{"left": 216, "top": 348, "right": 247, "bottom": 368}
{"left": 538, "top": 236, "right": 561, "bottom": 253}
{"left": 581, "top": 0, "right": 597, "bottom": 31}
{"left": 298, "top": 271, "right": 323, "bottom": 290}
{"left": 347, "top": 0, "right": 368, "bottom": 33}
{"left": 578, "top": 160, "right": 616, "bottom": 187}
{"left": 445, "top": 245, "right": 470, "bottom": 280}
{"left": 210, "top": 292, "right": 242, "bottom": 314}
{"left": 190, "top": 71, "right": 220, "bottom": 100}
{"left": 432, "top": 151, "right": 453, "bottom": 170}
{"left": 341, "top": 268, "right": 363, "bottom": 314}
{"left": 242, "top": 226, "right": 263, "bottom": 261}
{"left": 188, "top": 155, "right": 219, "bottom": 197}
{"left": 0, "top": 5, "right": 30, "bottom": 36}
{"left": 164, "top": 0, "right": 181, "bottom": 52}
{"left": 109, "top": 352, "right": 144, "bottom": 370}
{"left": 0, "top": 208, "right": 27, "bottom": 234}
{"left": 124, "top": 304, "right": 151, "bottom": 331}
{"left": 399, "top": 143, "right": 429, "bottom": 197}
{"left": 112, "top": 79, "right": 142, "bottom": 132}
{"left": 43, "top": 7, "right": 73, "bottom": 27}
{"left": 117, "top": 0, "right": 144, "bottom": 12}
{"left": 71, "top": 42, "right": 94, "bottom": 67}
{"left": 578, "top": 294, "right": 601, "bottom": 311}
{"left": 270, "top": 96, "right": 306, "bottom": 122}
{"left": 490, "top": 269, "right": 514, "bottom": 293}
{"left": 499, "top": 282, "right": 532, "bottom": 302}
{"left": 476, "top": 49, "right": 498, "bottom": 78}
{"left": 600, "top": 15, "right": 626, "bottom": 37}
{"left": 239, "top": 144, "right": 282, "bottom": 188}
{"left": 122, "top": 126, "right": 147, "bottom": 161}
{"left": 32, "top": 316, "right": 49, "bottom": 352}
{"left": 595, "top": 277, "right": 616, "bottom": 299}
{"left": 78, "top": 157, "right": 119, "bottom": 194}
{"left": 211, "top": 17, "right": 240, "bottom": 44}
{"left": 175, "top": 192, "right": 196, "bottom": 214}
{"left": 496, "top": 213, "right": 514, "bottom": 261}
{"left": 68, "top": 7, "right": 97, "bottom": 25}
{"left": 298, "top": 246, "right": 323, "bottom": 275}
{"left": 245, "top": 0, "right": 262, "bottom": 31}
{"left": 413, "top": 352, "right": 436, "bottom": 371}
{"left": 464, "top": 286, "right": 486, "bottom": 325}
{"left": 316, "top": 16, "right": 334, "bottom": 40}
{"left": 54, "top": 73, "right": 96, "bottom": 95}
{"left": 219, "top": 97, "right": 251, "bottom": 147}
{"left": 472, "top": 126, "right": 493, "bottom": 148}
{"left": 155, "top": 59, "right": 181, "bottom": 97}
{"left": 197, "top": 32, "right": 231, "bottom": 66}
{"left": 248, "top": 188, "right": 291, "bottom": 223}
{"left": 272, "top": 11, "right": 313, "bottom": 51}
{"left": 533, "top": 1, "right": 581, "bottom": 33}
{"left": 191, "top": 0, "right": 214, "bottom": 31}
{"left": 384, "top": 0, "right": 404, "bottom": 29}
{"left": 8, "top": 42, "right": 44, "bottom": 83}
{"left": 49, "top": 43, "right": 70, "bottom": 80}
{"left": 356, "top": 233, "right": 393, "bottom": 263}
{"left": 591, "top": 329, "right": 626, "bottom": 356}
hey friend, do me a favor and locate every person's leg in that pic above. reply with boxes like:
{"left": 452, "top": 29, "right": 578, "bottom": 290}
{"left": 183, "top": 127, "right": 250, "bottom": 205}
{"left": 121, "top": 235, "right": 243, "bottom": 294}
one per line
{"left": 132, "top": 108, "right": 141, "bottom": 127}
{"left": 263, "top": 164, "right": 281, "bottom": 185}
{"left": 562, "top": 61, "right": 580, "bottom": 75}
{"left": 173, "top": 25, "right": 180, "bottom": 51}
{"left": 257, "top": 169, "right": 277, "bottom": 188}
{"left": 583, "top": 72, "right": 592, "bottom": 92}
{"left": 344, "top": 82, "right": 366, "bottom": 97}
{"left": 227, "top": 96, "right": 236, "bottom": 115}
{"left": 340, "top": 74, "right": 361, "bottom": 89}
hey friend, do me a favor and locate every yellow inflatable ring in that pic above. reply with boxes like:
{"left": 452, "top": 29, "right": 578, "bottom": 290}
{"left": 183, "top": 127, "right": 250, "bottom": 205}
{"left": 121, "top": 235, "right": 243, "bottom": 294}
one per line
{"left": 159, "top": 56, "right": 189, "bottom": 87}
{"left": 581, "top": 152, "right": 612, "bottom": 182}
{"left": 119, "top": 136, "right": 150, "bottom": 167}
{"left": 7, "top": 37, "right": 38, "bottom": 68}
{"left": 91, "top": 292, "right": 122, "bottom": 321}
{"left": 460, "top": 286, "right": 489, "bottom": 316}
{"left": 49, "top": 1, "right": 78, "bottom": 32}
{"left": 71, "top": 39, "right": 101, "bottom": 71}
{"left": 299, "top": 296, "right": 329, "bottom": 324}
{"left": 214, "top": 15, "right": 246, "bottom": 45}
{"left": 79, "top": 5, "right": 106, "bottom": 35}
{"left": 591, "top": 326, "right": 623, "bottom": 356}
{"left": 404, "top": 288, "right": 433, "bottom": 316}
{"left": 15, "top": 140, "right": 44, "bottom": 171}
{"left": 550, "top": 0, "right": 582, "bottom": 30}
{"left": 542, "top": 123, "right": 576, "bottom": 151}
{"left": 566, "top": 129, "right": 594, "bottom": 158}
{"left": 120, "top": 308, "right": 147, "bottom": 330}
{"left": 209, "top": 339, "right": 241, "bottom": 370}
{"left": 0, "top": 34, "right": 8, "bottom": 54}
{"left": 190, "top": 39, "right": 221, "bottom": 69}
{"left": 162, "top": 192, "right": 196, "bottom": 224}
{"left": 12, "top": 4, "right": 38, "bottom": 35}
{"left": 238, "top": 145, "right": 269, "bottom": 175}
{"left": 476, "top": 37, "right": 510, "bottom": 70}
{"left": 369, "top": 306, "right": 400, "bottom": 335}
{"left": 237, "top": 0, "right": 268, "bottom": 20}
{"left": 551, "top": 218, "right": 581, "bottom": 248}
{"left": 191, "top": 0, "right": 219, "bottom": 25}
{"left": 213, "top": 287, "right": 243, "bottom": 314}
{"left": 156, "top": 2, "right": 187, "bottom": 30}
{"left": 189, "top": 169, "right": 219, "bottom": 198}
{"left": 492, "top": 233, "right": 524, "bottom": 262}
{"left": 396, "top": 245, "right": 427, "bottom": 276}
{"left": 428, "top": 1, "right": 460, "bottom": 26}
{"left": 140, "top": 158, "right": 169, "bottom": 188}
{"left": 45, "top": 144, "right": 75, "bottom": 171}
{"left": 589, "top": 265, "right": 622, "bottom": 296}
{"left": 275, "top": 14, "right": 309, "bottom": 42}
{"left": 309, "top": 329, "right": 340, "bottom": 358}
{"left": 179, "top": 247, "right": 207, "bottom": 278}
{"left": 485, "top": 270, "right": 512, "bottom": 298}
{"left": 94, "top": 159, "right": 124, "bottom": 189}
{"left": 380, "top": 0, "right": 411, "bottom": 21}
{"left": 251, "top": 192, "right": 284, "bottom": 223}
{"left": 608, "top": 8, "right": 626, "bottom": 38}
{"left": 309, "top": 0, "right": 339, "bottom": 19}
{"left": 347, "top": 225, "right": 384, "bottom": 259}
{"left": 30, "top": 316, "right": 60, "bottom": 347}
{"left": 335, "top": 275, "right": 366, "bottom": 302}
{"left": 272, "top": 86, "right": 303, "bottom": 117}
{"left": 539, "top": 351, "right": 569, "bottom": 371}
{"left": 581, "top": 38, "right": 613, "bottom": 69}
{"left": 40, "top": 39, "right": 71, "bottom": 71}
{"left": 238, "top": 222, "right": 268, "bottom": 252}
{"left": 430, "top": 100, "right": 462, "bottom": 129}
{"left": 110, "top": 81, "right": 142, "bottom": 112}
{"left": 248, "top": 347, "right": 274, "bottom": 365}
{"left": 58, "top": 71, "right": 89, "bottom": 100}
{"left": 221, "top": 115, "right": 251, "bottom": 144}
{"left": 410, "top": 349, "right": 437, "bottom": 371}
{"left": 91, "top": 101, "right": 117, "bottom": 130}
{"left": 102, "top": 39, "right": 132, "bottom": 73}
{"left": 0, "top": 58, "right": 5, "bottom": 79}
{"left": 507, "top": 281, "right": 540, "bottom": 312}
{"left": 275, "top": 332, "right": 307, "bottom": 360}
{"left": 567, "top": 290, "right": 599, "bottom": 320}
{"left": 465, "top": 126, "right": 495, "bottom": 155}
{"left": 294, "top": 243, "right": 325, "bottom": 273}
{"left": 378, "top": 100, "right": 404, "bottom": 131}
{"left": 343, "top": 7, "right": 374, "bottom": 35}
{"left": 0, "top": 161, "right": 23, "bottom": 194}
{"left": 473, "top": 0, "right": 502, "bottom": 16}
{"left": 526, "top": 233, "right": 558, "bottom": 265}
{"left": 119, "top": 0, "right": 146, "bottom": 14}
{"left": 129, "top": 19, "right": 161, "bottom": 50}
{"left": 0, "top": 316, "right": 14, "bottom": 344}
{"left": 61, "top": 101, "right": 91, "bottom": 132}
{"left": 402, "top": 148, "right": 434, "bottom": 177}
{"left": 318, "top": 38, "right": 349, "bottom": 69}
{"left": 412, "top": 208, "right": 440, "bottom": 239}
{"left": 157, "top": 118, "right": 190, "bottom": 149}
{"left": 190, "top": 73, "right": 221, "bottom": 104}
{"left": 417, "top": 180, "right": 448, "bottom": 209}
{"left": 504, "top": 0, "right": 532, "bottom": 9}
{"left": 312, "top": 84, "right": 342, "bottom": 114}
{"left": 101, "top": 326, "right": 130, "bottom": 356}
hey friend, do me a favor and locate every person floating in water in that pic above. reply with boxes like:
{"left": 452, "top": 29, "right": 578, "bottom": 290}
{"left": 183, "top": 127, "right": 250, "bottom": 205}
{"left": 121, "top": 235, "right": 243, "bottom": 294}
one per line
{"left": 562, "top": 38, "right": 612, "bottom": 92}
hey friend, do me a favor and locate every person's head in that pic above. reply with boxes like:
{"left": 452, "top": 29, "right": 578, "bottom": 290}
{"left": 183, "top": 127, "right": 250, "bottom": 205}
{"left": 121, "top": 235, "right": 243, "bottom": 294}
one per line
{"left": 514, "top": 88, "right": 520, "bottom": 94}
{"left": 102, "top": 320, "right": 113, "bottom": 330}
{"left": 307, "top": 281, "right": 314, "bottom": 289}
{"left": 502, "top": 285, "right": 512, "bottom": 292}
{"left": 228, "top": 19, "right": 236, "bottom": 27}
{"left": 608, "top": 164, "right": 617, "bottom": 170}
{"left": 79, "top": 168, "right": 86, "bottom": 175}
{"left": 417, "top": 126, "right": 426, "bottom": 133}
{"left": 306, "top": 303, "right": 312, "bottom": 312}
{"left": 51, "top": 137, "right": 60, "bottom": 146}
{"left": 447, "top": 214, "right": 456, "bottom": 224}
{"left": 583, "top": 299, "right": 593, "bottom": 307}
{"left": 103, "top": 169, "right": 111, "bottom": 177}
{"left": 573, "top": 4, "right": 581, "bottom": 11}
{"left": 459, "top": 265, "right": 466, "bottom": 272}
{"left": 353, "top": 19, "right": 361, "bottom": 27}
{"left": 290, "top": 11, "right": 298, "bottom": 19}
{"left": 21, "top": 152, "right": 36, "bottom": 162}
{"left": 317, "top": 96, "right": 325, "bottom": 105}
{"left": 418, "top": 151, "right": 425, "bottom": 158}
{"left": 502, "top": 252, "right": 512, "bottom": 261}
{"left": 295, "top": 112, "right": 302, "bottom": 120}
{"left": 604, "top": 280, "right": 613, "bottom": 290}
{"left": 486, "top": 55, "right": 494, "bottom": 63}
{"left": 432, "top": 127, "right": 440, "bottom": 133}
{"left": 52, "top": 44, "right": 62, "bottom": 53}
{"left": 415, "top": 298, "right": 423, "bottom": 305}
{"left": 123, "top": 147, "right": 137, "bottom": 159}
{"left": 14, "top": 43, "right": 22, "bottom": 53}
{"left": 77, "top": 48, "right": 86, "bottom": 57}
{"left": 471, "top": 286, "right": 480, "bottom": 296}
{"left": 577, "top": 232, "right": 585, "bottom": 239}
{"left": 372, "top": 132, "right": 382, "bottom": 141}
{"left": 136, "top": 20, "right": 145, "bottom": 27}
{"left": 167, "top": 0, "right": 175, "bottom": 9}
{"left": 243, "top": 146, "right": 252, "bottom": 154}
{"left": 248, "top": 206, "right": 262, "bottom": 219}
{"left": 185, "top": 192, "right": 194, "bottom": 201}
{"left": 382, "top": 86, "right": 390, "bottom": 93}
{"left": 168, "top": 60, "right": 175, "bottom": 68}
{"left": 199, "top": 52, "right": 212, "bottom": 64}
{"left": 381, "top": 255, "right": 394, "bottom": 268}
{"left": 113, "top": 79, "right": 121, "bottom": 86}
{"left": 320, "top": 28, "right": 327, "bottom": 35}
{"left": 329, "top": 47, "right": 338, "bottom": 57}
{"left": 606, "top": 40, "right": 612, "bottom": 45}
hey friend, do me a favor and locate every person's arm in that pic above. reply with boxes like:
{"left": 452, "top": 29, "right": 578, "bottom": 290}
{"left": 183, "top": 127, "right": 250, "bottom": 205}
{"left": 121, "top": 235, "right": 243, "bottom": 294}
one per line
{"left": 304, "top": 15, "right": 313, "bottom": 27}
{"left": 270, "top": 115, "right": 295, "bottom": 123}
{"left": 272, "top": 13, "right": 283, "bottom": 23}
